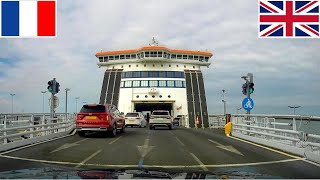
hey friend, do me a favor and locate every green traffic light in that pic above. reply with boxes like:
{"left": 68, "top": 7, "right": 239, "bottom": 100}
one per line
{"left": 48, "top": 86, "right": 53, "bottom": 93}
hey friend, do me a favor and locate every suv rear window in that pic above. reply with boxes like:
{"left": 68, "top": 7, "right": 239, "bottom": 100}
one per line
{"left": 126, "top": 113, "right": 139, "bottom": 117}
{"left": 152, "top": 111, "right": 169, "bottom": 115}
{"left": 80, "top": 105, "right": 106, "bottom": 113}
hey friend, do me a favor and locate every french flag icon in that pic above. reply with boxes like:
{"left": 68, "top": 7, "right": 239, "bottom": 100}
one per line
{"left": 0, "top": 0, "right": 56, "bottom": 37}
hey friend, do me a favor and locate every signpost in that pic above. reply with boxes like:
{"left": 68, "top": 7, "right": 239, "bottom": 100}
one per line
{"left": 242, "top": 97, "right": 254, "bottom": 111}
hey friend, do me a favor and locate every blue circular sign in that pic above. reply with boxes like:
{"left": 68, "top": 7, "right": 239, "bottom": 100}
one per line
{"left": 242, "top": 97, "right": 254, "bottom": 111}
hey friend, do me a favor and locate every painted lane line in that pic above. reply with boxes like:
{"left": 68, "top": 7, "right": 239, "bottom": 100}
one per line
{"left": 169, "top": 131, "right": 174, "bottom": 136}
{"left": 0, "top": 134, "right": 74, "bottom": 155}
{"left": 229, "top": 136, "right": 301, "bottom": 159}
{"left": 109, "top": 136, "right": 122, "bottom": 145}
{"left": 75, "top": 150, "right": 102, "bottom": 168}
{"left": 50, "top": 138, "right": 89, "bottom": 153}
{"left": 0, "top": 154, "right": 305, "bottom": 168}
{"left": 71, "top": 129, "right": 77, "bottom": 135}
{"left": 208, "top": 139, "right": 243, "bottom": 156}
{"left": 189, "top": 153, "right": 209, "bottom": 171}
{"left": 175, "top": 137, "right": 185, "bottom": 146}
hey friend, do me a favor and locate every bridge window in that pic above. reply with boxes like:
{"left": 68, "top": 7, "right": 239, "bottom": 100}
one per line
{"left": 176, "top": 65, "right": 179, "bottom": 67}
{"left": 120, "top": 81, "right": 124, "bottom": 87}
{"left": 126, "top": 55, "right": 130, "bottom": 59}
{"left": 109, "top": 56, "right": 114, "bottom": 60}
{"left": 126, "top": 71, "right": 133, "bottom": 77}
{"left": 132, "top": 81, "right": 140, "bottom": 87}
{"left": 159, "top": 71, "right": 166, "bottom": 77}
{"left": 194, "top": 56, "right": 199, "bottom": 60}
{"left": 131, "top": 54, "right": 136, "bottom": 59}
{"left": 171, "top": 54, "right": 176, "bottom": 59}
{"left": 99, "top": 57, "right": 103, "bottom": 62}
{"left": 133, "top": 71, "right": 140, "bottom": 77}
{"left": 151, "top": 51, "right": 157, "bottom": 57}
{"left": 175, "top": 81, "right": 182, "bottom": 87}
{"left": 159, "top": 80, "right": 166, "bottom": 87}
{"left": 188, "top": 55, "right": 193, "bottom": 60}
{"left": 149, "top": 80, "right": 158, "bottom": 87}
{"left": 183, "top": 55, "right": 187, "bottom": 59}
{"left": 177, "top": 55, "right": 182, "bottom": 59}
{"left": 205, "top": 56, "right": 209, "bottom": 62}
{"left": 120, "top": 55, "right": 125, "bottom": 59}
{"left": 141, "top": 80, "right": 148, "bottom": 87}
{"left": 141, "top": 71, "right": 148, "bottom": 77}
{"left": 129, "top": 65, "right": 131, "bottom": 68}
{"left": 104, "top": 56, "right": 108, "bottom": 62}
{"left": 169, "top": 64, "right": 171, "bottom": 67}
{"left": 149, "top": 71, "right": 158, "bottom": 77}
{"left": 145, "top": 52, "right": 150, "bottom": 57}
{"left": 141, "top": 52, "right": 144, "bottom": 58}
{"left": 199, "top": 56, "right": 204, "bottom": 61}
{"left": 157, "top": 51, "right": 163, "bottom": 57}
{"left": 115, "top": 55, "right": 119, "bottom": 60}
{"left": 167, "top": 71, "right": 174, "bottom": 77}
{"left": 182, "top": 81, "right": 186, "bottom": 87}
{"left": 167, "top": 81, "right": 175, "bottom": 87}
{"left": 163, "top": 52, "right": 167, "bottom": 58}
{"left": 125, "top": 81, "right": 132, "bottom": 87}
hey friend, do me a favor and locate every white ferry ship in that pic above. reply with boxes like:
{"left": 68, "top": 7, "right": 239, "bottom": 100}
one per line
{"left": 95, "top": 39, "right": 213, "bottom": 128}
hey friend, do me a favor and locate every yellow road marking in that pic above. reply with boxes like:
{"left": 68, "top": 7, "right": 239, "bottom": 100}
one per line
{"left": 189, "top": 153, "right": 209, "bottom": 171}
{"left": 0, "top": 154, "right": 305, "bottom": 168}
{"left": 229, "top": 136, "right": 302, "bottom": 159}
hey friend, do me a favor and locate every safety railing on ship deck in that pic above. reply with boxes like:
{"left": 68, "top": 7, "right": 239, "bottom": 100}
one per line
{"left": 0, "top": 113, "right": 76, "bottom": 152}
{"left": 231, "top": 114, "right": 320, "bottom": 164}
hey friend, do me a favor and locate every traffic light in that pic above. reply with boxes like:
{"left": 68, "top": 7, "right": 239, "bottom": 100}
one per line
{"left": 242, "top": 83, "right": 247, "bottom": 95}
{"left": 249, "top": 83, "right": 254, "bottom": 94}
{"left": 56, "top": 82, "right": 60, "bottom": 93}
{"left": 47, "top": 81, "right": 53, "bottom": 93}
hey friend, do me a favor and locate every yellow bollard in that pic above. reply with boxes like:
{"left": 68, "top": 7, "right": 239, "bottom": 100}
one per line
{"left": 224, "top": 122, "right": 232, "bottom": 136}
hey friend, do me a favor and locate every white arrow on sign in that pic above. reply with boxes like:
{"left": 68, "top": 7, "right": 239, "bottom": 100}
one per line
{"left": 137, "top": 138, "right": 154, "bottom": 158}
{"left": 50, "top": 138, "right": 88, "bottom": 153}
{"left": 208, "top": 139, "right": 244, "bottom": 156}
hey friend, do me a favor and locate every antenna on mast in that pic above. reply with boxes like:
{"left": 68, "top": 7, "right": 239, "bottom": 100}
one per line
{"left": 149, "top": 37, "right": 159, "bottom": 46}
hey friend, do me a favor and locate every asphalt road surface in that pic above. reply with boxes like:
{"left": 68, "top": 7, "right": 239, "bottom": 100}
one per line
{"left": 0, "top": 127, "right": 319, "bottom": 178}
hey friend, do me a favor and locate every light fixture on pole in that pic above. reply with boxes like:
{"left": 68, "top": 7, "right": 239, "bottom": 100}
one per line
{"left": 288, "top": 105, "right": 301, "bottom": 115}
{"left": 10, "top": 93, "right": 15, "bottom": 114}
{"left": 41, "top": 91, "right": 47, "bottom": 113}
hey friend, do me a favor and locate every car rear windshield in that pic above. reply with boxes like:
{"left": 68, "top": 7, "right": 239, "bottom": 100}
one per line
{"left": 126, "top": 113, "right": 139, "bottom": 117}
{"left": 80, "top": 105, "right": 106, "bottom": 113}
{"left": 152, "top": 111, "right": 169, "bottom": 115}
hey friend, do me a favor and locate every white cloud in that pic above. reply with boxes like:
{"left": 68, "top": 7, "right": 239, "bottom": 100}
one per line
{"left": 0, "top": 0, "right": 319, "bottom": 115}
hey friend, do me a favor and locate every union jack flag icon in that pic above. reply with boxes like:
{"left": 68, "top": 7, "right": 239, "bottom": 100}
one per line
{"left": 259, "top": 0, "right": 320, "bottom": 38}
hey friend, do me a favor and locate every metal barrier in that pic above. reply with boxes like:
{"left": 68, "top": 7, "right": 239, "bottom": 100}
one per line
{"left": 231, "top": 114, "right": 320, "bottom": 164}
{"left": 0, "top": 113, "right": 76, "bottom": 152}
{"left": 208, "top": 115, "right": 225, "bottom": 129}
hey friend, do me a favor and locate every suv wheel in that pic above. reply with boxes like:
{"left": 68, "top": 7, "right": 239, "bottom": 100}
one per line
{"left": 109, "top": 123, "right": 117, "bottom": 137}
{"left": 149, "top": 125, "right": 153, "bottom": 130}
{"left": 120, "top": 124, "right": 125, "bottom": 133}
{"left": 168, "top": 125, "right": 172, "bottom": 130}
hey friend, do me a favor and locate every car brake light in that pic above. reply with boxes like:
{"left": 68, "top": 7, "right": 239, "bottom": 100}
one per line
{"left": 98, "top": 115, "right": 106, "bottom": 120}
{"left": 77, "top": 114, "right": 85, "bottom": 120}
{"left": 136, "top": 118, "right": 141, "bottom": 120}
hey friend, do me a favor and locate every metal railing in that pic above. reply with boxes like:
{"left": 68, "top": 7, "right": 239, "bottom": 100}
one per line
{"left": 0, "top": 113, "right": 76, "bottom": 152}
{"left": 231, "top": 114, "right": 320, "bottom": 164}
{"left": 208, "top": 115, "right": 225, "bottom": 129}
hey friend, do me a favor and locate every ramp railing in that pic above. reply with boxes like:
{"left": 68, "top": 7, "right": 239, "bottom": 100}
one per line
{"left": 231, "top": 114, "right": 320, "bottom": 164}
{"left": 0, "top": 113, "right": 76, "bottom": 152}
{"left": 208, "top": 115, "right": 225, "bottom": 129}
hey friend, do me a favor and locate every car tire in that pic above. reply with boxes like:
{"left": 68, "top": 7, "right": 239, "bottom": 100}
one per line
{"left": 120, "top": 124, "right": 125, "bottom": 133}
{"left": 149, "top": 125, "right": 153, "bottom": 130}
{"left": 108, "top": 123, "right": 117, "bottom": 137}
{"left": 78, "top": 131, "right": 86, "bottom": 137}
{"left": 168, "top": 125, "right": 172, "bottom": 130}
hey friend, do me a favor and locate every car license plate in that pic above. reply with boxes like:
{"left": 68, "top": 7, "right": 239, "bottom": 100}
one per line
{"left": 129, "top": 120, "right": 135, "bottom": 122}
{"left": 86, "top": 116, "right": 96, "bottom": 120}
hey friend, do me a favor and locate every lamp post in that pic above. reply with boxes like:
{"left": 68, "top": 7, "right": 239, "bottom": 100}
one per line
{"left": 288, "top": 106, "right": 301, "bottom": 115}
{"left": 10, "top": 93, "right": 15, "bottom": 114}
{"left": 75, "top": 97, "right": 80, "bottom": 113}
{"left": 222, "top": 90, "right": 226, "bottom": 116}
{"left": 65, "top": 88, "right": 71, "bottom": 120}
{"left": 41, "top": 91, "right": 47, "bottom": 113}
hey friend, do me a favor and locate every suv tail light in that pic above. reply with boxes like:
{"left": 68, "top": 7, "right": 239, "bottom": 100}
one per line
{"left": 98, "top": 114, "right": 109, "bottom": 121}
{"left": 77, "top": 114, "right": 85, "bottom": 120}
{"left": 136, "top": 118, "right": 141, "bottom": 120}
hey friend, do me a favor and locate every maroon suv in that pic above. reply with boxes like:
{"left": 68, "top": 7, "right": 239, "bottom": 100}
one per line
{"left": 76, "top": 104, "right": 125, "bottom": 137}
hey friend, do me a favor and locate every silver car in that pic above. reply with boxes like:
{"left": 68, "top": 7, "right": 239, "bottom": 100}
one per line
{"left": 125, "top": 112, "right": 147, "bottom": 128}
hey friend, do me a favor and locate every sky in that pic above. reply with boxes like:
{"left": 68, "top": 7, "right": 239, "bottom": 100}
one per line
{"left": 0, "top": 0, "right": 319, "bottom": 116}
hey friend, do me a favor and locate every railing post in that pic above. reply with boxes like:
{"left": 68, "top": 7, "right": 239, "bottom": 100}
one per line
{"left": 30, "top": 115, "right": 34, "bottom": 138}
{"left": 292, "top": 117, "right": 297, "bottom": 131}
{"left": 3, "top": 115, "right": 8, "bottom": 144}
{"left": 42, "top": 114, "right": 45, "bottom": 136}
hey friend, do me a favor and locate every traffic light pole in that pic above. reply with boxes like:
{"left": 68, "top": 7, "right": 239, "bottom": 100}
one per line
{"left": 50, "top": 78, "right": 56, "bottom": 118}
